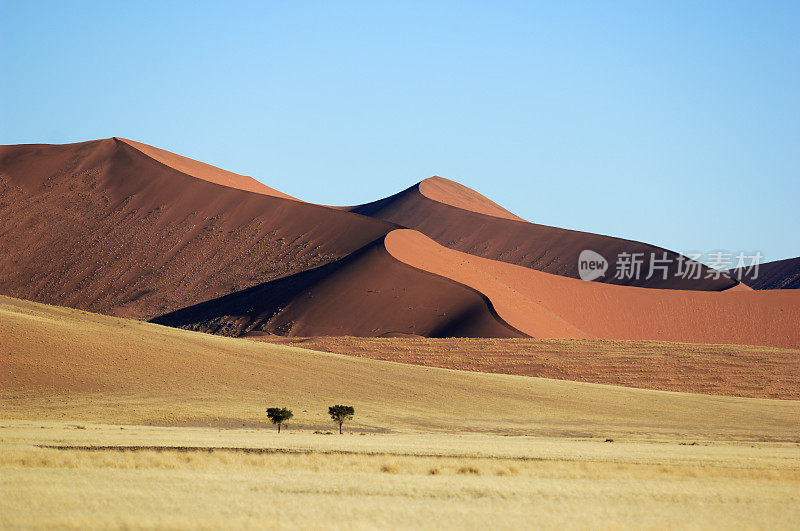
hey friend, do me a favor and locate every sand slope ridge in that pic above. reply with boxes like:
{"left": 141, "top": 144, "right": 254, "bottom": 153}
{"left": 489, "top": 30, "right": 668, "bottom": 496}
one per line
{"left": 118, "top": 137, "right": 296, "bottom": 198}
{"left": 418, "top": 176, "right": 526, "bottom": 221}
{"left": 151, "top": 235, "right": 524, "bottom": 338}
{"left": 0, "top": 139, "right": 395, "bottom": 319}
{"left": 350, "top": 178, "right": 737, "bottom": 290}
{"left": 728, "top": 256, "right": 800, "bottom": 290}
{"left": 384, "top": 229, "right": 800, "bottom": 348}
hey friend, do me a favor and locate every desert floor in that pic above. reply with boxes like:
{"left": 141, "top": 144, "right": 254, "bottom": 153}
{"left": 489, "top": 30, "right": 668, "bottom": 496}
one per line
{"left": 2, "top": 421, "right": 800, "bottom": 530}
{"left": 2, "top": 296, "right": 799, "bottom": 528}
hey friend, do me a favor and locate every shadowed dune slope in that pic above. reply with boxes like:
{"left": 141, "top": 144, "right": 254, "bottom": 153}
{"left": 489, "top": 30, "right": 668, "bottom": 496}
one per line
{"left": 0, "top": 139, "right": 396, "bottom": 319}
{"left": 3, "top": 295, "right": 799, "bottom": 439}
{"left": 152, "top": 236, "right": 525, "bottom": 338}
{"left": 728, "top": 257, "right": 800, "bottom": 290}
{"left": 385, "top": 230, "right": 800, "bottom": 349}
{"left": 351, "top": 177, "right": 737, "bottom": 291}
{"left": 118, "top": 138, "right": 296, "bottom": 199}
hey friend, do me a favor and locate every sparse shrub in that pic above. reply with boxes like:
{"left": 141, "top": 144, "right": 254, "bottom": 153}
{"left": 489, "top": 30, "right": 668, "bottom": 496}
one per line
{"left": 328, "top": 405, "right": 354, "bottom": 434}
{"left": 266, "top": 407, "right": 293, "bottom": 433}
{"left": 458, "top": 465, "right": 481, "bottom": 475}
{"left": 494, "top": 466, "right": 519, "bottom": 476}
{"left": 380, "top": 464, "right": 399, "bottom": 474}
{"left": 428, "top": 467, "right": 441, "bottom": 475}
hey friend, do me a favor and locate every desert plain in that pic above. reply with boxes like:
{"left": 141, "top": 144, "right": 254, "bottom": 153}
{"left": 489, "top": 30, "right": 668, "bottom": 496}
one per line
{"left": 2, "top": 295, "right": 799, "bottom": 529}
{"left": 1, "top": 138, "right": 799, "bottom": 529}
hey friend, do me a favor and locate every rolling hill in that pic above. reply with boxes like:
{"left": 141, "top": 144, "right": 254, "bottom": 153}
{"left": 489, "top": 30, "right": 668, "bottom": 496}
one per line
{"left": 2, "top": 295, "right": 798, "bottom": 440}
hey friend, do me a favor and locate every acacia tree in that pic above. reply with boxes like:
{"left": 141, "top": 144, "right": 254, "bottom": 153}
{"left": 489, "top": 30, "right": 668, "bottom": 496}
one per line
{"left": 328, "top": 405, "right": 354, "bottom": 434}
{"left": 266, "top": 407, "right": 293, "bottom": 433}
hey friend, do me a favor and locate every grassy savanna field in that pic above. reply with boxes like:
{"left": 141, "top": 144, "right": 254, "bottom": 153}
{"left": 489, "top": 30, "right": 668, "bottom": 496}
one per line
{"left": 2, "top": 295, "right": 800, "bottom": 528}
{"left": 3, "top": 422, "right": 800, "bottom": 529}
{"left": 260, "top": 336, "right": 800, "bottom": 399}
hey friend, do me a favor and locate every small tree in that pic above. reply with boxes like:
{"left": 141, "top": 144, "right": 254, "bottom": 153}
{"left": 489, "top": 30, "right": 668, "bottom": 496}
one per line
{"left": 266, "top": 407, "right": 293, "bottom": 433}
{"left": 328, "top": 405, "right": 354, "bottom": 434}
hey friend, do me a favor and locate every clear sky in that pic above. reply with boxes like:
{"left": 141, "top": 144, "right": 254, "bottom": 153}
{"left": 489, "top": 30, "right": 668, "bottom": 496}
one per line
{"left": 2, "top": 1, "right": 798, "bottom": 263}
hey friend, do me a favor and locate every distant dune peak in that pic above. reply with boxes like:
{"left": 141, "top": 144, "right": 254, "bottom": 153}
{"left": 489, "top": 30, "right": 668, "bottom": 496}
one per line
{"left": 0, "top": 138, "right": 395, "bottom": 320}
{"left": 417, "top": 176, "right": 526, "bottom": 221}
{"left": 117, "top": 137, "right": 296, "bottom": 199}
{"left": 727, "top": 256, "right": 800, "bottom": 290}
{"left": 351, "top": 175, "right": 736, "bottom": 291}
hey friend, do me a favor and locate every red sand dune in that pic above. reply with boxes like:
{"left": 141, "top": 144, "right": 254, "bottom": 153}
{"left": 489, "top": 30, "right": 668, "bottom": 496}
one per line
{"left": 119, "top": 138, "right": 296, "bottom": 199}
{"left": 385, "top": 229, "right": 800, "bottom": 348}
{"left": 151, "top": 226, "right": 799, "bottom": 348}
{"left": 350, "top": 177, "right": 738, "bottom": 291}
{"left": 0, "top": 139, "right": 395, "bottom": 319}
{"left": 2, "top": 138, "right": 793, "bottom": 346}
{"left": 418, "top": 176, "right": 526, "bottom": 221}
{"left": 728, "top": 256, "right": 800, "bottom": 290}
{"left": 152, "top": 235, "right": 523, "bottom": 338}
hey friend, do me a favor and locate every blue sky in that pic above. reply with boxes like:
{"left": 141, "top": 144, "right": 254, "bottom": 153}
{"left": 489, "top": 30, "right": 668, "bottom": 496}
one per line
{"left": 2, "top": 1, "right": 798, "bottom": 263}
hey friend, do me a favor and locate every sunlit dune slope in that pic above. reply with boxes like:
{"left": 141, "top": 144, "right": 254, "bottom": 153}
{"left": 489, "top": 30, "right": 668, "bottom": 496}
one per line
{"left": 118, "top": 138, "right": 296, "bottom": 199}
{"left": 385, "top": 229, "right": 800, "bottom": 349}
{"left": 418, "top": 175, "right": 526, "bottom": 221}
{"left": 2, "top": 295, "right": 798, "bottom": 439}
{"left": 0, "top": 139, "right": 395, "bottom": 319}
{"left": 351, "top": 177, "right": 737, "bottom": 290}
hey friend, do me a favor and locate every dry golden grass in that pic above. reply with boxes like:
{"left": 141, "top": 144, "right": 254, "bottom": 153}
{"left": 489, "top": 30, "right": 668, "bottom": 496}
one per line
{"left": 3, "top": 295, "right": 800, "bottom": 527}
{"left": 2, "top": 422, "right": 799, "bottom": 529}
{"left": 2, "top": 295, "right": 800, "bottom": 441}
{"left": 260, "top": 336, "right": 800, "bottom": 399}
